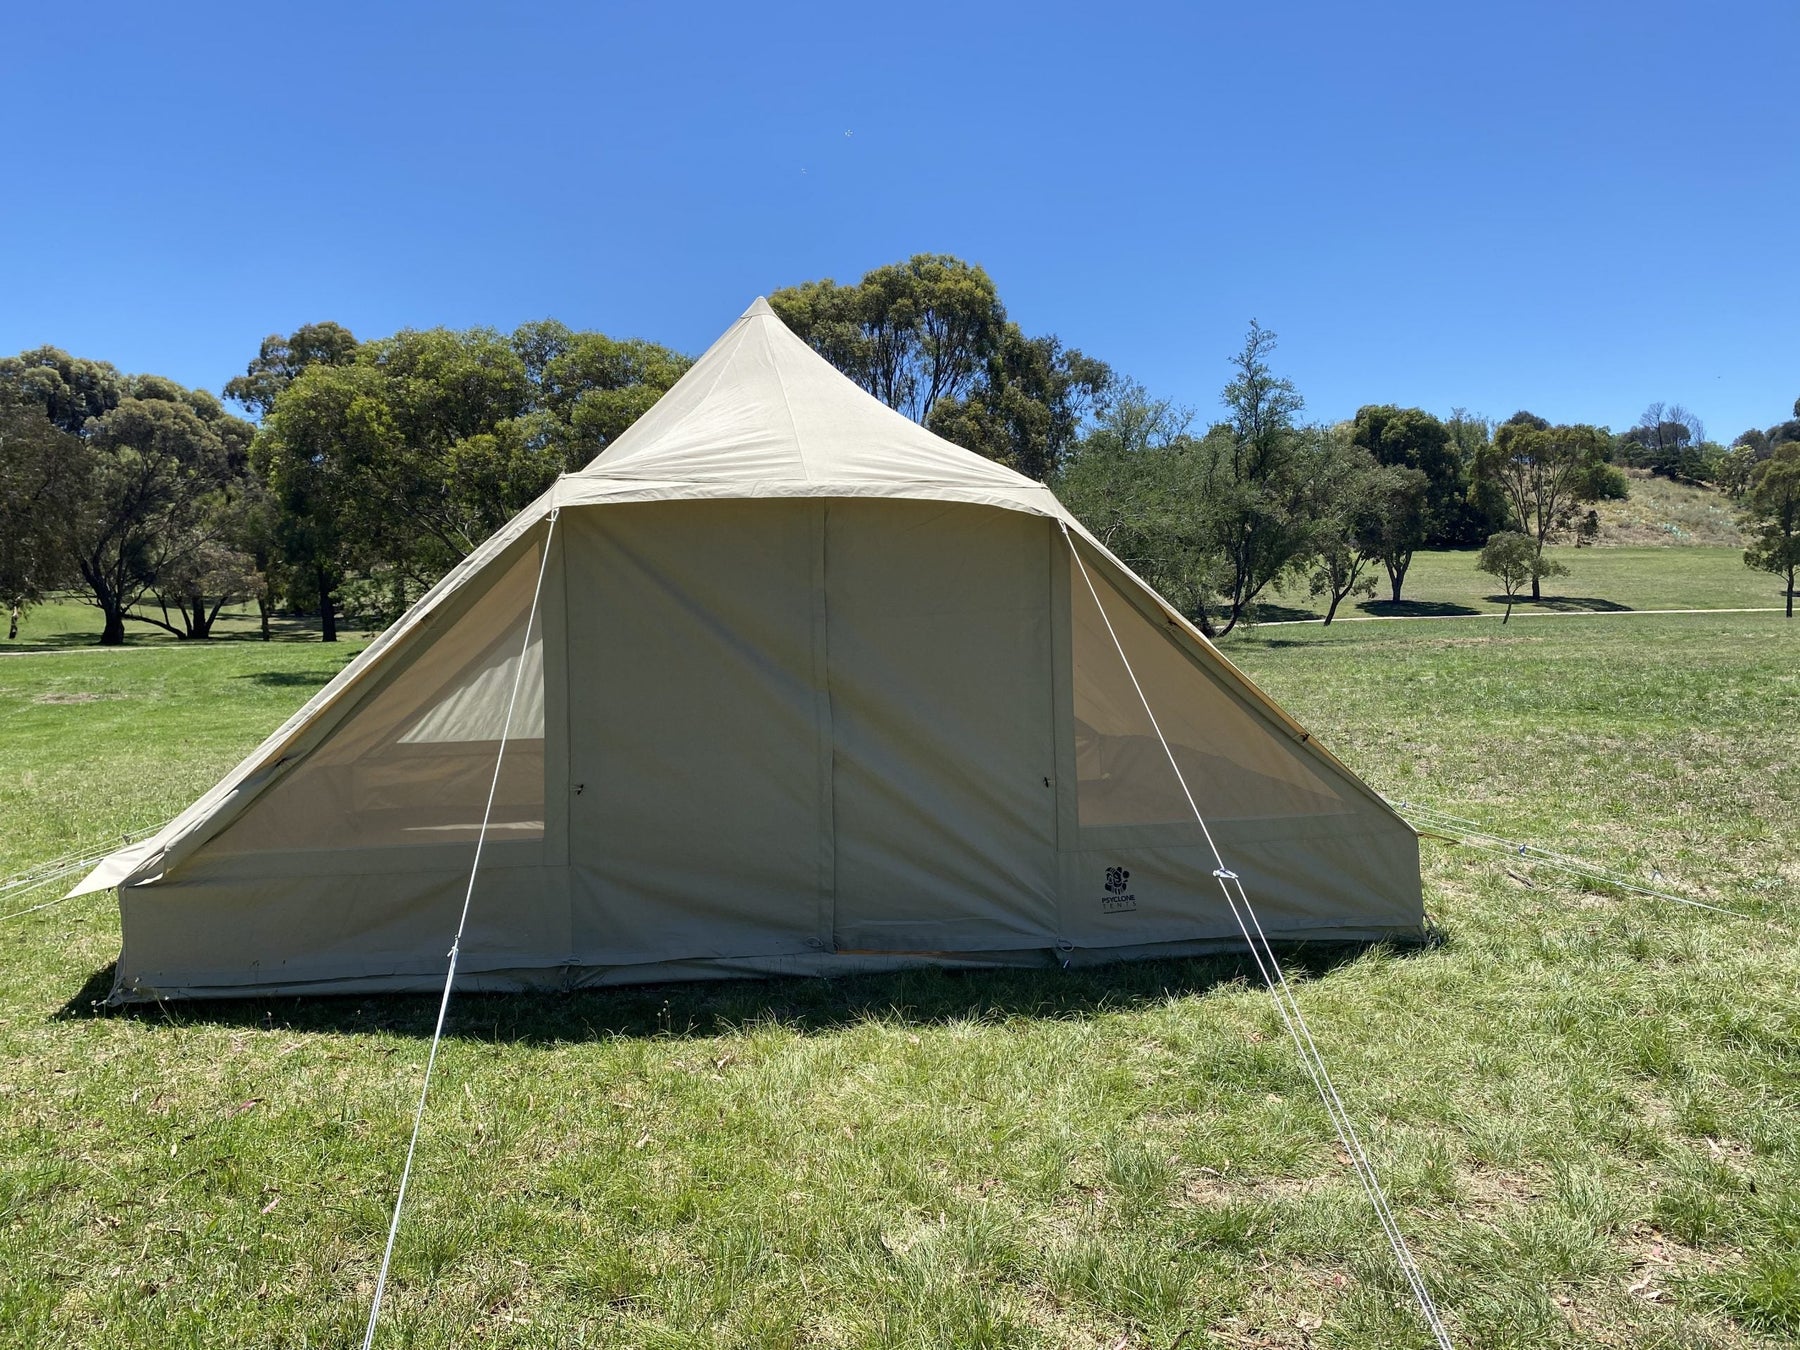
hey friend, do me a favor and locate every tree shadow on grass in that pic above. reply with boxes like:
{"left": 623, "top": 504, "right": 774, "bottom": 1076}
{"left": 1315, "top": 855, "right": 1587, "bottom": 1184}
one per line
{"left": 1495, "top": 595, "right": 1633, "bottom": 613}
{"left": 1245, "top": 601, "right": 1322, "bottom": 624}
{"left": 232, "top": 670, "right": 337, "bottom": 687}
{"left": 55, "top": 938, "right": 1439, "bottom": 1044}
{"left": 1355, "top": 599, "right": 1482, "bottom": 618}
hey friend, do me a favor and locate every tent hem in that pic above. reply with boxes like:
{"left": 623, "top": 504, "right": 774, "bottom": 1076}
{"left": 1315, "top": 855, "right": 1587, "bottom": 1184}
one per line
{"left": 105, "top": 925, "right": 1425, "bottom": 1003}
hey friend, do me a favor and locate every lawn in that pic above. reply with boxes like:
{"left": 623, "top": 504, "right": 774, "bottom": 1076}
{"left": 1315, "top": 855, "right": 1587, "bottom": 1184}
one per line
{"left": 1, "top": 583, "right": 1796, "bottom": 1346}
{"left": 1255, "top": 544, "right": 1782, "bottom": 623}
{"left": 1, "top": 598, "right": 354, "bottom": 652}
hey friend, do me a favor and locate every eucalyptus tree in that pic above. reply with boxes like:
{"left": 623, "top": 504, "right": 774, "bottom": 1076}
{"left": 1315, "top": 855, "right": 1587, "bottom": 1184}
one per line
{"left": 0, "top": 403, "right": 86, "bottom": 637}
{"left": 1742, "top": 443, "right": 1800, "bottom": 617}
{"left": 928, "top": 326, "right": 1112, "bottom": 481}
{"left": 224, "top": 322, "right": 359, "bottom": 419}
{"left": 1, "top": 350, "right": 255, "bottom": 643}
{"left": 1350, "top": 404, "right": 1458, "bottom": 600}
{"left": 1478, "top": 412, "right": 1611, "bottom": 599}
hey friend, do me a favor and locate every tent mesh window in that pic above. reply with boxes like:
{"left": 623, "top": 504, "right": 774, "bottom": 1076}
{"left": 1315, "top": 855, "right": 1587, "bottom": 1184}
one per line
{"left": 210, "top": 541, "right": 548, "bottom": 854}
{"left": 1070, "top": 561, "right": 1350, "bottom": 829}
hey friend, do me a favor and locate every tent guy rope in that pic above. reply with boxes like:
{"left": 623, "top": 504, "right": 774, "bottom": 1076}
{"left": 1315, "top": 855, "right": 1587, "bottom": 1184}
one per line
{"left": 361, "top": 510, "right": 560, "bottom": 1350}
{"left": 1060, "top": 523, "right": 1455, "bottom": 1350}
{"left": 1388, "top": 799, "right": 1756, "bottom": 921}
{"left": 0, "top": 829, "right": 158, "bottom": 925}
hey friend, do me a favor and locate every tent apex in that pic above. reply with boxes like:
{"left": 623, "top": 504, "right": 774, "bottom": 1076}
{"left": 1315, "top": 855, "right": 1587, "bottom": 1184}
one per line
{"left": 740, "top": 296, "right": 777, "bottom": 319}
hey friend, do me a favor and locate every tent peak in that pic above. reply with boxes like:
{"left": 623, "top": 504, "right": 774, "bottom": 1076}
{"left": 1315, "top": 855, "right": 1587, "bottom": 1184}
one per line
{"left": 740, "top": 296, "right": 777, "bottom": 319}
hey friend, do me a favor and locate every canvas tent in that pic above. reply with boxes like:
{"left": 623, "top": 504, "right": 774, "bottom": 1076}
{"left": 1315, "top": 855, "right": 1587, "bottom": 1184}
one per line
{"left": 76, "top": 298, "right": 1422, "bottom": 1001}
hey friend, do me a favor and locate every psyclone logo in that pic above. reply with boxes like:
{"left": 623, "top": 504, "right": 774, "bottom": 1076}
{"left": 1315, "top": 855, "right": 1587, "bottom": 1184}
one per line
{"left": 1101, "top": 866, "right": 1136, "bottom": 912}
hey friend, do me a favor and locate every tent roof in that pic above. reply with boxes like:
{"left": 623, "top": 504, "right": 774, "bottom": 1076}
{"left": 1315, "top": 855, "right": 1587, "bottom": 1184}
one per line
{"left": 563, "top": 298, "right": 1061, "bottom": 516}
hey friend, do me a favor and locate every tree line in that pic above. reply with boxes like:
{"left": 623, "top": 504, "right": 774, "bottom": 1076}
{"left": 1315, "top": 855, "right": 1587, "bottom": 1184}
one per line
{"left": 3, "top": 253, "right": 1796, "bottom": 641}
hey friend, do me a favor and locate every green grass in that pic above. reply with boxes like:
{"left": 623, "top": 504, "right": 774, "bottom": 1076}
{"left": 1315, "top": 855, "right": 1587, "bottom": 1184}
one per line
{"left": 1258, "top": 544, "right": 1782, "bottom": 623}
{"left": 1, "top": 598, "right": 375, "bottom": 651}
{"left": 1, "top": 563, "right": 1797, "bottom": 1347}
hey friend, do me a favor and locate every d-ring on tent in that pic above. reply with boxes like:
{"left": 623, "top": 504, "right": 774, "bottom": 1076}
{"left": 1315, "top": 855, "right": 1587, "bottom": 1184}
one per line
{"left": 75, "top": 298, "right": 1423, "bottom": 1001}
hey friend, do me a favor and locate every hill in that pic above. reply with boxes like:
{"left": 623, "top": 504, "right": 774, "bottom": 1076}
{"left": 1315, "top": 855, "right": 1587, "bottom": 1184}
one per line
{"left": 1594, "top": 471, "right": 1744, "bottom": 548}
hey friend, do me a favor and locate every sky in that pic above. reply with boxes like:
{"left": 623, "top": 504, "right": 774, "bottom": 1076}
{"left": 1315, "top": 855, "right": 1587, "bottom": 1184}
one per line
{"left": 2, "top": 0, "right": 1796, "bottom": 441}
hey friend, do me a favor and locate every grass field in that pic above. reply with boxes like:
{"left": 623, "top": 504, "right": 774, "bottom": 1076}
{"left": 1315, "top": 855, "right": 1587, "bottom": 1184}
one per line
{"left": 1256, "top": 544, "right": 1782, "bottom": 624}
{"left": 8, "top": 542, "right": 1786, "bottom": 651}
{"left": 2, "top": 560, "right": 1797, "bottom": 1347}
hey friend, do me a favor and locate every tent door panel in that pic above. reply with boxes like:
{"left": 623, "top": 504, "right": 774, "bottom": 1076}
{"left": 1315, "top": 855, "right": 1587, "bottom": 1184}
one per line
{"left": 564, "top": 502, "right": 826, "bottom": 965}
{"left": 825, "top": 503, "right": 1059, "bottom": 952}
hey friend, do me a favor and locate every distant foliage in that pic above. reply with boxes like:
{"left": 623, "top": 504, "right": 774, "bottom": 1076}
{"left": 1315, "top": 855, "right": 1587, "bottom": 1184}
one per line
{"left": 1476, "top": 413, "right": 1612, "bottom": 600}
{"left": 249, "top": 320, "right": 691, "bottom": 638}
{"left": 1477, "top": 530, "right": 1568, "bottom": 622}
{"left": 0, "top": 349, "right": 257, "bottom": 644}
{"left": 770, "top": 255, "right": 1111, "bottom": 482}
{"left": 1741, "top": 443, "right": 1800, "bottom": 617}
{"left": 1057, "top": 324, "right": 1347, "bottom": 637}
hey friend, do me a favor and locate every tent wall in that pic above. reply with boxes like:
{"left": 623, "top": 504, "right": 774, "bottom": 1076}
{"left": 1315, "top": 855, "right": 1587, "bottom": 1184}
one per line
{"left": 113, "top": 500, "right": 1420, "bottom": 1001}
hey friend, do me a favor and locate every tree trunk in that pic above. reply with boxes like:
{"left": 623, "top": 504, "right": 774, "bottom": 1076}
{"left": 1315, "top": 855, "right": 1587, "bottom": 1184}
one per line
{"left": 1324, "top": 591, "right": 1342, "bottom": 625}
{"left": 257, "top": 595, "right": 271, "bottom": 642}
{"left": 1788, "top": 565, "right": 1795, "bottom": 619}
{"left": 8, "top": 600, "right": 19, "bottom": 640}
{"left": 1530, "top": 573, "right": 1541, "bottom": 601}
{"left": 317, "top": 566, "right": 338, "bottom": 643}
{"left": 100, "top": 604, "right": 126, "bottom": 646}
{"left": 1503, "top": 598, "right": 1512, "bottom": 624}
{"left": 1384, "top": 550, "right": 1412, "bottom": 605}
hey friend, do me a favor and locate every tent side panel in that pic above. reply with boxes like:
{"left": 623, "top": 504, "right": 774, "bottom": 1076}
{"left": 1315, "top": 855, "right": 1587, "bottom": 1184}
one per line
{"left": 113, "top": 849, "right": 565, "bottom": 998}
{"left": 1054, "top": 543, "right": 1423, "bottom": 948}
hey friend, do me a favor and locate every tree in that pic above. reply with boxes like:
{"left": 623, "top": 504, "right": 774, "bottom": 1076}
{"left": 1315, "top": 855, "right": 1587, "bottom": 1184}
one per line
{"left": 72, "top": 386, "right": 255, "bottom": 643}
{"left": 1054, "top": 380, "right": 1198, "bottom": 586}
{"left": 1350, "top": 405, "right": 1459, "bottom": 600}
{"left": 247, "top": 320, "right": 688, "bottom": 636}
{"left": 771, "top": 255, "right": 1004, "bottom": 424}
{"left": 1189, "top": 322, "right": 1330, "bottom": 635}
{"left": 1742, "top": 443, "right": 1800, "bottom": 617}
{"left": 1443, "top": 408, "right": 1511, "bottom": 546}
{"left": 1, "top": 352, "right": 255, "bottom": 644}
{"left": 1621, "top": 402, "right": 1708, "bottom": 480}
{"left": 1718, "top": 443, "right": 1761, "bottom": 498}
{"left": 1477, "top": 413, "right": 1611, "bottom": 599}
{"left": 1478, "top": 531, "right": 1568, "bottom": 623}
{"left": 254, "top": 363, "right": 395, "bottom": 642}
{"left": 1305, "top": 433, "right": 1386, "bottom": 624}
{"left": 223, "top": 322, "right": 359, "bottom": 419}
{"left": 927, "top": 325, "right": 1112, "bottom": 481}
{"left": 0, "top": 404, "right": 87, "bottom": 637}
{"left": 1349, "top": 463, "right": 1432, "bottom": 611}
{"left": 0, "top": 347, "right": 127, "bottom": 434}
{"left": 524, "top": 324, "right": 691, "bottom": 471}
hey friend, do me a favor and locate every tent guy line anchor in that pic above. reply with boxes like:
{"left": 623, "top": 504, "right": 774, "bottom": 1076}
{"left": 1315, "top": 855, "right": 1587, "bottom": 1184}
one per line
{"left": 1062, "top": 522, "right": 1455, "bottom": 1350}
{"left": 361, "top": 508, "right": 560, "bottom": 1350}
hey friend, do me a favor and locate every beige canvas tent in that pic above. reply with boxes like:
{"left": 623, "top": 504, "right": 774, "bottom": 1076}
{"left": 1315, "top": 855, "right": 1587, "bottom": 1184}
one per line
{"left": 76, "top": 299, "right": 1422, "bottom": 1001}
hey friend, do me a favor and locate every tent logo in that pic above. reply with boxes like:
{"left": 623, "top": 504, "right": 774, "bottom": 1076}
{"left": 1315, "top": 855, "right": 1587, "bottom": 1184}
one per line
{"left": 1102, "top": 866, "right": 1136, "bottom": 913}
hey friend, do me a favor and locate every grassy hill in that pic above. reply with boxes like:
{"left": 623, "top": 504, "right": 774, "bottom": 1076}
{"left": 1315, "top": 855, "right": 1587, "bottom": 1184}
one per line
{"left": 0, "top": 556, "right": 1796, "bottom": 1347}
{"left": 1593, "top": 471, "right": 1745, "bottom": 549}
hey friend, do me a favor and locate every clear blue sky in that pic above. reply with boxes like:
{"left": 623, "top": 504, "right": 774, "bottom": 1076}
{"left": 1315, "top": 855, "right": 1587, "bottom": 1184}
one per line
{"left": 3, "top": 1, "right": 1795, "bottom": 440}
